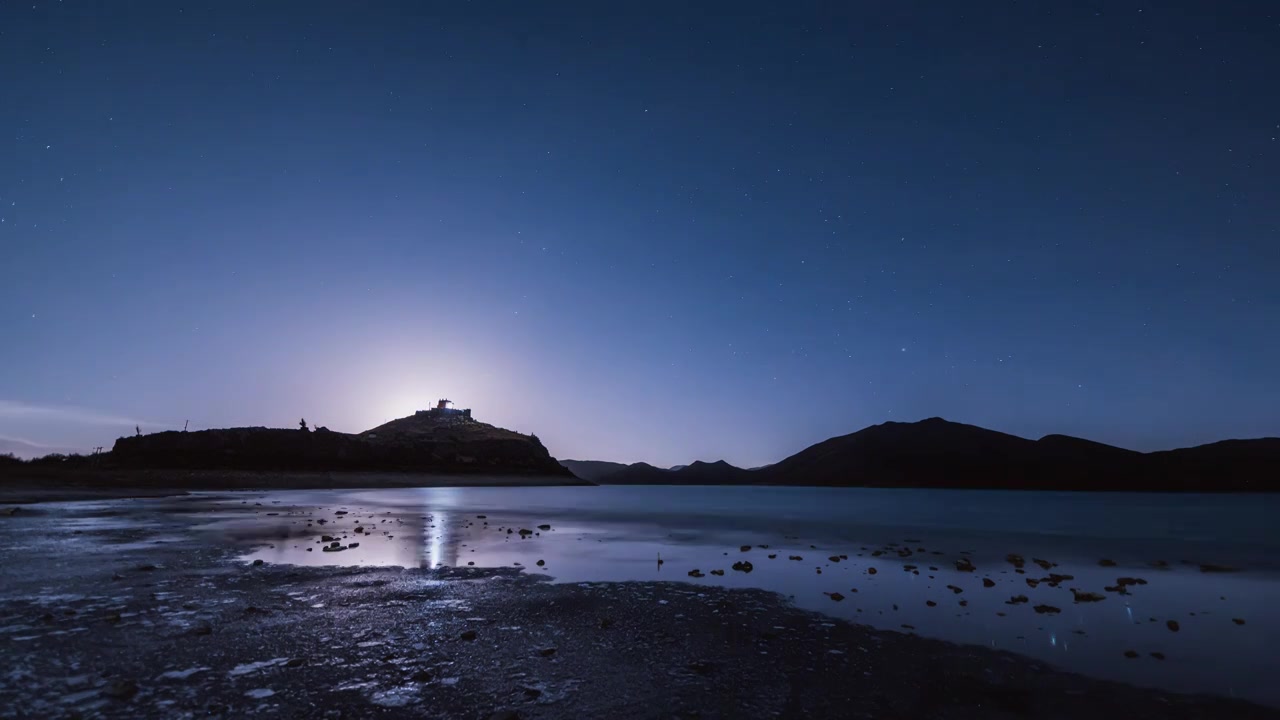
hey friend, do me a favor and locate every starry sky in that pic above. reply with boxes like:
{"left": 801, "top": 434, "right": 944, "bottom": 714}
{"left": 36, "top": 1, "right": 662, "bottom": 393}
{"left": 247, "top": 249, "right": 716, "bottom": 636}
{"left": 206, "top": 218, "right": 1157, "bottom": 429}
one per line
{"left": 2, "top": 1, "right": 1278, "bottom": 466}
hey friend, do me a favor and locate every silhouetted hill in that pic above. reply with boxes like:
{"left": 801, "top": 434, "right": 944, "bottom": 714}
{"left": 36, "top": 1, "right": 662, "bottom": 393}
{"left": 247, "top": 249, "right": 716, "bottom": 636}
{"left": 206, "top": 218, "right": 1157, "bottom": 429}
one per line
{"left": 1034, "top": 433, "right": 1142, "bottom": 460}
{"left": 108, "top": 412, "right": 577, "bottom": 478}
{"left": 559, "top": 459, "right": 628, "bottom": 482}
{"left": 593, "top": 459, "right": 751, "bottom": 485}
{"left": 584, "top": 418, "right": 1278, "bottom": 491}
{"left": 1146, "top": 438, "right": 1280, "bottom": 491}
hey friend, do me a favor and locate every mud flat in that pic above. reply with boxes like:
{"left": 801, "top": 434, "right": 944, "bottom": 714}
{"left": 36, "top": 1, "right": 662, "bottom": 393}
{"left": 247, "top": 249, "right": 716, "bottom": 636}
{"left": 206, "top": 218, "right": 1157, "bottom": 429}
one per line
{"left": 0, "top": 493, "right": 1276, "bottom": 719}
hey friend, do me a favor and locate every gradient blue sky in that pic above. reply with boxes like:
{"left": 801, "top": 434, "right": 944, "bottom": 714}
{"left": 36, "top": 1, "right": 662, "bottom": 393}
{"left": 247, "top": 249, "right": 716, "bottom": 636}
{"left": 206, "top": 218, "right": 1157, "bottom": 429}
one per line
{"left": 2, "top": 1, "right": 1277, "bottom": 465}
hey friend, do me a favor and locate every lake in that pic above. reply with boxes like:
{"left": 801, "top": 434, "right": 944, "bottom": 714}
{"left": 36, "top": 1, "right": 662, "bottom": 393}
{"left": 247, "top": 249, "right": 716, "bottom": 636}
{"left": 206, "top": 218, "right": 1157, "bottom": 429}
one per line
{"left": 207, "top": 485, "right": 1280, "bottom": 706}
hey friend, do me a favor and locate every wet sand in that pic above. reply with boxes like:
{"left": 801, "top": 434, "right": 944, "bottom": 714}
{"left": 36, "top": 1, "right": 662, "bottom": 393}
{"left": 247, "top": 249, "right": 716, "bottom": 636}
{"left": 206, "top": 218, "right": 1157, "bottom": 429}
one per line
{"left": 1, "top": 494, "right": 1276, "bottom": 719}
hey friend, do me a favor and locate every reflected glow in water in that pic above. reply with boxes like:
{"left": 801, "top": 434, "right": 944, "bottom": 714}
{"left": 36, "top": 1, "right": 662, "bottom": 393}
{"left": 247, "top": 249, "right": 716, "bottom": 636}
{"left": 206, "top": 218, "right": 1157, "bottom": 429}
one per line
{"left": 216, "top": 485, "right": 1280, "bottom": 707}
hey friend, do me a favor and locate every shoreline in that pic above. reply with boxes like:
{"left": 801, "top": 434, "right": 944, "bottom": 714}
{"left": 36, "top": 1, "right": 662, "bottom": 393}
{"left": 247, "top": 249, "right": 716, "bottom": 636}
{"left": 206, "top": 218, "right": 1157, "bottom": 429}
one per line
{"left": 0, "top": 469, "right": 592, "bottom": 504}
{"left": 0, "top": 495, "right": 1276, "bottom": 718}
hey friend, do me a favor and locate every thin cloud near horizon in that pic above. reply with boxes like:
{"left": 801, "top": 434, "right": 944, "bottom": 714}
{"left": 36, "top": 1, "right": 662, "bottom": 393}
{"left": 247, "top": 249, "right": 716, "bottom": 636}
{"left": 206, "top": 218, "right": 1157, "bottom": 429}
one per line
{"left": 0, "top": 400, "right": 163, "bottom": 430}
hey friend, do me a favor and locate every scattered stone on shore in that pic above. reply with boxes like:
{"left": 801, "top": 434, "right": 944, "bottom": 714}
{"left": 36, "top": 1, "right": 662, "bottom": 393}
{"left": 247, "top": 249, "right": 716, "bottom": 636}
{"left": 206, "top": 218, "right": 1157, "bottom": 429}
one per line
{"left": 954, "top": 558, "right": 976, "bottom": 572}
{"left": 1123, "top": 650, "right": 1139, "bottom": 659}
{"left": 825, "top": 592, "right": 845, "bottom": 602}
{"left": 476, "top": 515, "right": 486, "bottom": 519}
{"left": 982, "top": 578, "right": 995, "bottom": 588}
{"left": 828, "top": 556, "right": 841, "bottom": 563}
{"left": 1151, "top": 560, "right": 1171, "bottom": 570}
{"left": 1117, "top": 577, "right": 1147, "bottom": 586}
{"left": 538, "top": 524, "right": 552, "bottom": 531}
{"left": 349, "top": 542, "right": 359, "bottom": 548}
{"left": 945, "top": 585, "right": 963, "bottom": 594}
{"left": 740, "top": 545, "right": 752, "bottom": 552}
{"left": 767, "top": 554, "right": 777, "bottom": 559}
{"left": 1166, "top": 620, "right": 1180, "bottom": 632}
{"left": 1032, "top": 558, "right": 1054, "bottom": 570}
{"left": 321, "top": 535, "right": 335, "bottom": 542}
{"left": 926, "top": 601, "right": 937, "bottom": 607}
{"left": 1099, "top": 559, "right": 1117, "bottom": 567}
{"left": 731, "top": 561, "right": 753, "bottom": 573}
{"left": 710, "top": 569, "right": 724, "bottom": 576}
{"left": 252, "top": 559, "right": 264, "bottom": 566}
{"left": 1005, "top": 554, "right": 1025, "bottom": 569}
{"left": 538, "top": 647, "right": 557, "bottom": 657}
{"left": 518, "top": 529, "right": 533, "bottom": 536}
{"left": 686, "top": 660, "right": 715, "bottom": 676}
{"left": 1233, "top": 618, "right": 1246, "bottom": 625}
{"left": 1006, "top": 595, "right": 1029, "bottom": 605}
{"left": 1071, "top": 589, "right": 1106, "bottom": 603}
{"left": 1151, "top": 652, "right": 1166, "bottom": 660}
{"left": 104, "top": 678, "right": 139, "bottom": 700}
{"left": 1026, "top": 578, "right": 1040, "bottom": 588}
{"left": 866, "top": 567, "right": 877, "bottom": 575}
{"left": 536, "top": 559, "right": 545, "bottom": 567}
{"left": 460, "top": 630, "right": 477, "bottom": 641}
{"left": 788, "top": 555, "right": 803, "bottom": 561}
{"left": 1033, "top": 605, "right": 1061, "bottom": 615}
{"left": 687, "top": 569, "right": 704, "bottom": 578}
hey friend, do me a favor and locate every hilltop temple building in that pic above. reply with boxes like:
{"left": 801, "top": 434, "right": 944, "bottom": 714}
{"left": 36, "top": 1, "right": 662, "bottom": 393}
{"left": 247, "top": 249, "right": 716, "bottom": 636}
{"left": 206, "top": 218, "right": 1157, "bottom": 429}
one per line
{"left": 415, "top": 399, "right": 472, "bottom": 420}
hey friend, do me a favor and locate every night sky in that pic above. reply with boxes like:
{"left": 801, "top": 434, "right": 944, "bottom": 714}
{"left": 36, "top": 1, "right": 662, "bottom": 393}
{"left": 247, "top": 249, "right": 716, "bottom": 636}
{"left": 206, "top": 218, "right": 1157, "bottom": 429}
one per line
{"left": 2, "top": 2, "right": 1277, "bottom": 466}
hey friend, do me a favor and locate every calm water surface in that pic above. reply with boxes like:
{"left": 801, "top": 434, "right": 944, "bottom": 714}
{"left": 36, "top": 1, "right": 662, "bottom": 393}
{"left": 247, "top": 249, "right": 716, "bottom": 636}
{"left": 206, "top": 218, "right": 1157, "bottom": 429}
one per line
{"left": 215, "top": 486, "right": 1280, "bottom": 706}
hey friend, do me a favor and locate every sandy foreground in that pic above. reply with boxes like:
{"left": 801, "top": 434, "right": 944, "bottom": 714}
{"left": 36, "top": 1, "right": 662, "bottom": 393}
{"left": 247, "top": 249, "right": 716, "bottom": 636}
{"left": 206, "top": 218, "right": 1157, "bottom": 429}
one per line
{"left": 0, "top": 495, "right": 1275, "bottom": 720}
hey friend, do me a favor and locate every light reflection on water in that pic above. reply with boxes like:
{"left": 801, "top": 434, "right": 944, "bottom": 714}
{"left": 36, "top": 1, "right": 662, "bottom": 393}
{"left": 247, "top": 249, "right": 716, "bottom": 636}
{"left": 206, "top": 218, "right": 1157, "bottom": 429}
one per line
{"left": 219, "top": 485, "right": 1280, "bottom": 707}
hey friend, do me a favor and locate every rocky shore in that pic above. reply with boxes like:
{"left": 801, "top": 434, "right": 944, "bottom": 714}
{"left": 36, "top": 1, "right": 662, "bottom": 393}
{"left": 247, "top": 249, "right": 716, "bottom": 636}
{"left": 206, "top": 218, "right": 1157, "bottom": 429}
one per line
{"left": 0, "top": 497, "right": 1275, "bottom": 719}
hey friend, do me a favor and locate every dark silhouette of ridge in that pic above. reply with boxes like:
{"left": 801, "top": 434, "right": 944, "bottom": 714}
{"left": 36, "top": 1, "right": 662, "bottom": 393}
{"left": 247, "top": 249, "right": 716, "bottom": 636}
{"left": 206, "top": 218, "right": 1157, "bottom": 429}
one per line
{"left": 585, "top": 418, "right": 1278, "bottom": 492}
{"left": 558, "top": 459, "right": 629, "bottom": 482}
{"left": 103, "top": 411, "right": 576, "bottom": 477}
{"left": 592, "top": 459, "right": 753, "bottom": 485}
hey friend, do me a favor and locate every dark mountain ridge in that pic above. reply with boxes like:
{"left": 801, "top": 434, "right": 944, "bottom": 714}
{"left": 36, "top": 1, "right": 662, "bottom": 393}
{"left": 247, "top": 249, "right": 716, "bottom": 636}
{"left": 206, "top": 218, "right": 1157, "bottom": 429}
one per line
{"left": 107, "top": 412, "right": 575, "bottom": 477}
{"left": 584, "top": 418, "right": 1277, "bottom": 492}
{"left": 592, "top": 459, "right": 755, "bottom": 485}
{"left": 558, "top": 459, "right": 629, "bottom": 482}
